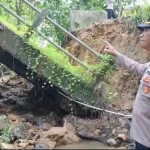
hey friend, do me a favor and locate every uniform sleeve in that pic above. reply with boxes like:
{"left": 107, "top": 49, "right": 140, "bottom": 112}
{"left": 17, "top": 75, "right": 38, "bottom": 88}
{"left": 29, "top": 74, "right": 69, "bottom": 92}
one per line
{"left": 114, "top": 52, "right": 150, "bottom": 78}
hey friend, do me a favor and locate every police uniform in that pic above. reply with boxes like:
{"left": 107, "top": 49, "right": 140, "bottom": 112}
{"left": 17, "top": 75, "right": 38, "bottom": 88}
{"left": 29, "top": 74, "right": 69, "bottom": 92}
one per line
{"left": 115, "top": 52, "right": 150, "bottom": 148}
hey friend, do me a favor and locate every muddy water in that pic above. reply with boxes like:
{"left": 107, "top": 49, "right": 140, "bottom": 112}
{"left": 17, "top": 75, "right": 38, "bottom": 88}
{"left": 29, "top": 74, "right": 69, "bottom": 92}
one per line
{"left": 56, "top": 140, "right": 113, "bottom": 149}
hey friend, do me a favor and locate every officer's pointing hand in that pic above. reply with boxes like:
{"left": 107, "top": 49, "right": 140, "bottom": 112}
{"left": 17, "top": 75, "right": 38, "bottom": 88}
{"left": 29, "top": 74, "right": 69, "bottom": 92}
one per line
{"left": 104, "top": 40, "right": 118, "bottom": 56}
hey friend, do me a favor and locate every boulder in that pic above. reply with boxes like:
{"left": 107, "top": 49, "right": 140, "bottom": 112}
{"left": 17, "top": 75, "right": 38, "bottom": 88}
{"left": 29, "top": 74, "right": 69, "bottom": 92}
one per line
{"left": 117, "top": 134, "right": 127, "bottom": 142}
{"left": 10, "top": 122, "right": 31, "bottom": 141}
{"left": 40, "top": 127, "right": 66, "bottom": 141}
{"left": 107, "top": 138, "right": 117, "bottom": 146}
{"left": 57, "top": 131, "right": 81, "bottom": 146}
{"left": 7, "top": 114, "right": 18, "bottom": 122}
{"left": 94, "top": 129, "right": 101, "bottom": 135}
{"left": 1, "top": 143, "right": 14, "bottom": 149}
{"left": 35, "top": 138, "right": 56, "bottom": 149}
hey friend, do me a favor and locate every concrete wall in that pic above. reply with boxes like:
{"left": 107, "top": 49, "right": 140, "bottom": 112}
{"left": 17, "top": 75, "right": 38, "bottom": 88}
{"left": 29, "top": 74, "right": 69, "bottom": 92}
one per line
{"left": 70, "top": 10, "right": 107, "bottom": 31}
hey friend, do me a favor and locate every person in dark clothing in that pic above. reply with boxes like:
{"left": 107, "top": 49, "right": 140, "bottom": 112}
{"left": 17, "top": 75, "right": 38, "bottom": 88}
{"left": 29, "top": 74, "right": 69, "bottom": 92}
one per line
{"left": 106, "top": 0, "right": 116, "bottom": 19}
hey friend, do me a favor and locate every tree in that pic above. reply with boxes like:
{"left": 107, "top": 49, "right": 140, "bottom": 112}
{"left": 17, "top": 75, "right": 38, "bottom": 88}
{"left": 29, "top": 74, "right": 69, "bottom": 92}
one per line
{"left": 0, "top": 0, "right": 141, "bottom": 44}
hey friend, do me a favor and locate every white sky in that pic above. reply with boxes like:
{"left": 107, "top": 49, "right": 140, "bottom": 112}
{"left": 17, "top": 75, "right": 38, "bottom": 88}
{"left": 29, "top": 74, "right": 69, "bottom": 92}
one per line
{"left": 135, "top": 0, "right": 150, "bottom": 5}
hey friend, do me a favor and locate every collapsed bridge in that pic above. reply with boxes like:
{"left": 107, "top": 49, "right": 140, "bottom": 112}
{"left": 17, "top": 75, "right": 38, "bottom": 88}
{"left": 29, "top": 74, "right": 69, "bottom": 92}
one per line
{"left": 0, "top": 0, "right": 113, "bottom": 115}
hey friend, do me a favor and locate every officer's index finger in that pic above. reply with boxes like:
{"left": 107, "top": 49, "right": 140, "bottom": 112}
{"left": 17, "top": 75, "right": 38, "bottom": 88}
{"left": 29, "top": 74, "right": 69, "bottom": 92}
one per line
{"left": 104, "top": 40, "right": 111, "bottom": 46}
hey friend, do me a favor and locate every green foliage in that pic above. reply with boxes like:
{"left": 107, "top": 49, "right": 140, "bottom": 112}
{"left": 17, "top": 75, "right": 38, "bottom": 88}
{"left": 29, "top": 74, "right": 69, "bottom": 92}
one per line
{"left": 91, "top": 54, "right": 115, "bottom": 80}
{"left": 114, "top": 0, "right": 134, "bottom": 12}
{"left": 77, "top": 0, "right": 105, "bottom": 11}
{"left": 122, "top": 1, "right": 150, "bottom": 24}
{"left": 0, "top": 115, "right": 11, "bottom": 148}
{"left": 0, "top": 0, "right": 106, "bottom": 44}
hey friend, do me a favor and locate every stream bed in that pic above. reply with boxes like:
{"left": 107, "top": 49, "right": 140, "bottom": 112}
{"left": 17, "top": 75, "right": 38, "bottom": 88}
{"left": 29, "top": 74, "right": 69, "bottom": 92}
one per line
{"left": 56, "top": 140, "right": 113, "bottom": 149}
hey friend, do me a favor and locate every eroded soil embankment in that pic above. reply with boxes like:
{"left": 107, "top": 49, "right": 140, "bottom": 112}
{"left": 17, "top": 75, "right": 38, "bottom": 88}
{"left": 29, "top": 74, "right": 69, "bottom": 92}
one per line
{"left": 67, "top": 19, "right": 148, "bottom": 111}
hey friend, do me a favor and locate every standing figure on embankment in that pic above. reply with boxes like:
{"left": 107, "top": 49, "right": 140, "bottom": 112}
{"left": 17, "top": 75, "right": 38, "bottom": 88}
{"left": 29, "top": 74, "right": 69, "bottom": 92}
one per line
{"left": 106, "top": 0, "right": 117, "bottom": 19}
{"left": 104, "top": 17, "right": 150, "bottom": 149}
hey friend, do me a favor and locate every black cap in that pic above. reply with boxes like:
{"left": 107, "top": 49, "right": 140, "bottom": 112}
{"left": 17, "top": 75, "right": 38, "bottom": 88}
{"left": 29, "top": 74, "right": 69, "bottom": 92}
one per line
{"left": 137, "top": 17, "right": 150, "bottom": 31}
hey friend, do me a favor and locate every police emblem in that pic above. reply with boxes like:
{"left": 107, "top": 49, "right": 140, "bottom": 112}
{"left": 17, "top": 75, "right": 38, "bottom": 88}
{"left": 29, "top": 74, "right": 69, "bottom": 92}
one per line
{"left": 143, "top": 76, "right": 150, "bottom": 84}
{"left": 143, "top": 85, "right": 149, "bottom": 94}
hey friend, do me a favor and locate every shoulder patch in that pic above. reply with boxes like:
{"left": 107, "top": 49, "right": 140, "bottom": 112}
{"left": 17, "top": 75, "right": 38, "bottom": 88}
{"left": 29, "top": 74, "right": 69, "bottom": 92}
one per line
{"left": 143, "top": 85, "right": 149, "bottom": 94}
{"left": 143, "top": 76, "right": 150, "bottom": 84}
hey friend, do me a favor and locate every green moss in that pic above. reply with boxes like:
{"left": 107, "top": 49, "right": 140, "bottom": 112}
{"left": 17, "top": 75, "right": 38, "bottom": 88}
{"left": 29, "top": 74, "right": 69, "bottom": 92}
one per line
{"left": 15, "top": 36, "right": 98, "bottom": 105}
{"left": 0, "top": 16, "right": 27, "bottom": 36}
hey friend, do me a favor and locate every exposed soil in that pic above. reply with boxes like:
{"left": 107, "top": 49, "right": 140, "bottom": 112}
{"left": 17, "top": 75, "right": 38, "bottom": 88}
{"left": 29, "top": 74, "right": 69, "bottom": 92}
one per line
{"left": 67, "top": 18, "right": 149, "bottom": 111}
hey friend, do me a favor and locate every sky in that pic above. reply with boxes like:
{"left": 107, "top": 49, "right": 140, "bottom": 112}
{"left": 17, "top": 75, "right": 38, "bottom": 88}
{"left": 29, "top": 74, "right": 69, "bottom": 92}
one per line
{"left": 135, "top": 0, "right": 150, "bottom": 5}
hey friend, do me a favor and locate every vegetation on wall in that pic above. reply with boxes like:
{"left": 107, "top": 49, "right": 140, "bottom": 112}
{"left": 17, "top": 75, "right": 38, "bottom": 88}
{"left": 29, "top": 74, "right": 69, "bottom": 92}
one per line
{"left": 0, "top": 0, "right": 150, "bottom": 106}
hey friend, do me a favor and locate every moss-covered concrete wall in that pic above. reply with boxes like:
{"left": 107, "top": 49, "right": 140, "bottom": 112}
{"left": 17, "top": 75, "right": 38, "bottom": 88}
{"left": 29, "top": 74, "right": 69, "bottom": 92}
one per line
{"left": 0, "top": 21, "right": 103, "bottom": 107}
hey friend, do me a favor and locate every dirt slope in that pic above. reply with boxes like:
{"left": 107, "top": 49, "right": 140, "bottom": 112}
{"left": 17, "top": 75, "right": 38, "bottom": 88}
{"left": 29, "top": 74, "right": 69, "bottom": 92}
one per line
{"left": 67, "top": 19, "right": 149, "bottom": 111}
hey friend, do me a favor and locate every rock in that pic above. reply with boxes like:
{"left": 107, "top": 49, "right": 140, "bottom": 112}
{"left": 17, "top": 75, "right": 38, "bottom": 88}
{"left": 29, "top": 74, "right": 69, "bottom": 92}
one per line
{"left": 42, "top": 123, "right": 51, "bottom": 131}
{"left": 40, "top": 127, "right": 66, "bottom": 141}
{"left": 35, "top": 138, "right": 56, "bottom": 149}
{"left": 18, "top": 142, "right": 29, "bottom": 148}
{"left": 107, "top": 138, "right": 117, "bottom": 146}
{"left": 18, "top": 139, "right": 35, "bottom": 145}
{"left": 18, "top": 139, "right": 27, "bottom": 143}
{"left": 26, "top": 122, "right": 34, "bottom": 129}
{"left": 101, "top": 119, "right": 109, "bottom": 127}
{"left": 32, "top": 134, "right": 39, "bottom": 141}
{"left": 121, "top": 128, "right": 128, "bottom": 134}
{"left": 112, "top": 129, "right": 116, "bottom": 135}
{"left": 62, "top": 132, "right": 81, "bottom": 144}
{"left": 7, "top": 114, "right": 18, "bottom": 122}
{"left": 120, "top": 141, "right": 127, "bottom": 147}
{"left": 63, "top": 120, "right": 75, "bottom": 134}
{"left": 112, "top": 127, "right": 128, "bottom": 136}
{"left": 119, "top": 118, "right": 125, "bottom": 127}
{"left": 122, "top": 103, "right": 132, "bottom": 110}
{"left": 115, "top": 138, "right": 122, "bottom": 146}
{"left": 117, "top": 134, "right": 127, "bottom": 142}
{"left": 20, "top": 113, "right": 34, "bottom": 124}
{"left": 118, "top": 147, "right": 127, "bottom": 149}
{"left": 39, "top": 131, "right": 49, "bottom": 138}
{"left": 28, "top": 140, "right": 36, "bottom": 145}
{"left": 94, "top": 129, "right": 101, "bottom": 135}
{"left": 21, "top": 118, "right": 26, "bottom": 122}
{"left": 102, "top": 134, "right": 106, "bottom": 137}
{"left": 10, "top": 122, "right": 30, "bottom": 141}
{"left": 57, "top": 131, "right": 81, "bottom": 146}
{"left": 1, "top": 143, "right": 14, "bottom": 149}
{"left": 28, "top": 129, "right": 34, "bottom": 135}
{"left": 124, "top": 118, "right": 131, "bottom": 128}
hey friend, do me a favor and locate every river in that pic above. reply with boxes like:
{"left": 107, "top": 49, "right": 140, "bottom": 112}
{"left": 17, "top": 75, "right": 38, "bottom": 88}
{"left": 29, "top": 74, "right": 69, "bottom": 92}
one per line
{"left": 56, "top": 140, "right": 113, "bottom": 149}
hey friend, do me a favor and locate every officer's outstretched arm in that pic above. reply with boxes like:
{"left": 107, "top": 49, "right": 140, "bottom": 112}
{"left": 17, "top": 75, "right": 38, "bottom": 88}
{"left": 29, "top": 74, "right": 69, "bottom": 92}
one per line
{"left": 104, "top": 40, "right": 149, "bottom": 78}
{"left": 114, "top": 52, "right": 149, "bottom": 78}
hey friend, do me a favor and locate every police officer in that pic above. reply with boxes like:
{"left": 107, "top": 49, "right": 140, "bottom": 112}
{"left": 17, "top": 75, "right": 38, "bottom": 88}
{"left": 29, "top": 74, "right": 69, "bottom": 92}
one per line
{"left": 104, "top": 17, "right": 150, "bottom": 149}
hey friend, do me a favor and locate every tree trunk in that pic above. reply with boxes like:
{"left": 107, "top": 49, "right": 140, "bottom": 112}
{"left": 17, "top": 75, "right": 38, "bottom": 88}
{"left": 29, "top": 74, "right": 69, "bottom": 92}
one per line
{"left": 15, "top": 0, "right": 23, "bottom": 29}
{"left": 118, "top": 0, "right": 123, "bottom": 16}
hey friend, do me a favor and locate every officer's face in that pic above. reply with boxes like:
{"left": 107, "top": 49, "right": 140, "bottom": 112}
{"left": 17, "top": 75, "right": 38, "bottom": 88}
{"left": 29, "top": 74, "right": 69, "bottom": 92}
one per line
{"left": 139, "top": 28, "right": 150, "bottom": 51}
